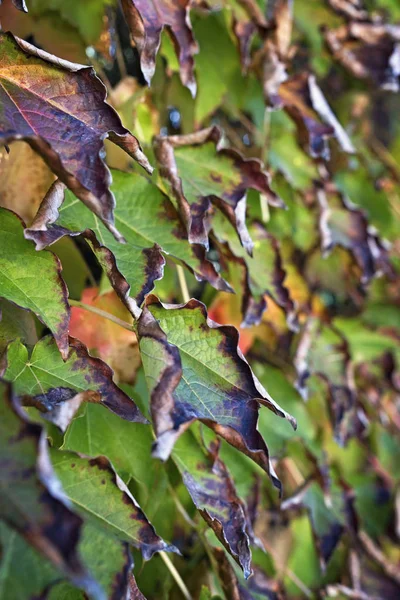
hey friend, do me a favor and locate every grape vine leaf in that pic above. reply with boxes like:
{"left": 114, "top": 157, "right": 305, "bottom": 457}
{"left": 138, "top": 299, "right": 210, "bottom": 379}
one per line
{"left": 50, "top": 449, "right": 177, "bottom": 560}
{"left": 173, "top": 434, "right": 254, "bottom": 578}
{"left": 4, "top": 335, "right": 147, "bottom": 423}
{"left": 0, "top": 31, "right": 152, "bottom": 241}
{"left": 136, "top": 295, "right": 296, "bottom": 490}
{"left": 154, "top": 126, "right": 284, "bottom": 255}
{"left": 0, "top": 208, "right": 70, "bottom": 359}
{"left": 121, "top": 0, "right": 198, "bottom": 95}
{"left": 0, "top": 379, "right": 101, "bottom": 598}
{"left": 25, "top": 172, "right": 231, "bottom": 310}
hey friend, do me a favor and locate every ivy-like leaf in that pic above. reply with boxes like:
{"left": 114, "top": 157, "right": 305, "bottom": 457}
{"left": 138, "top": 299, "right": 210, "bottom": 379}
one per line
{"left": 137, "top": 296, "right": 296, "bottom": 490}
{"left": 25, "top": 172, "right": 230, "bottom": 311}
{"left": 0, "top": 32, "right": 152, "bottom": 241}
{"left": 154, "top": 126, "right": 284, "bottom": 255}
{"left": 121, "top": 0, "right": 198, "bottom": 95}
{"left": 317, "top": 182, "right": 394, "bottom": 284}
{"left": 0, "top": 208, "right": 69, "bottom": 358}
{"left": 50, "top": 449, "right": 177, "bottom": 560}
{"left": 173, "top": 434, "right": 254, "bottom": 578}
{"left": 0, "top": 379, "right": 100, "bottom": 597}
{"left": 4, "top": 336, "right": 147, "bottom": 423}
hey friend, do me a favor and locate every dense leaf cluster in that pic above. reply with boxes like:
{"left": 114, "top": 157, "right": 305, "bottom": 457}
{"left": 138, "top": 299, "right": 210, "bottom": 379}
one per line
{"left": 0, "top": 0, "right": 399, "bottom": 598}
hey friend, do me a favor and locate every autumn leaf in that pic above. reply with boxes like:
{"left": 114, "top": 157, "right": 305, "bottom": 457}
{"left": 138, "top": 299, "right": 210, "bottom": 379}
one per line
{"left": 136, "top": 295, "right": 296, "bottom": 490}
{"left": 50, "top": 449, "right": 177, "bottom": 560}
{"left": 25, "top": 172, "right": 231, "bottom": 312}
{"left": 4, "top": 335, "right": 147, "bottom": 423}
{"left": 0, "top": 208, "right": 70, "bottom": 358}
{"left": 0, "top": 31, "right": 151, "bottom": 241}
{"left": 154, "top": 126, "right": 284, "bottom": 254}
{"left": 121, "top": 0, "right": 198, "bottom": 95}
{"left": 0, "top": 379, "right": 101, "bottom": 598}
{"left": 0, "top": 0, "right": 27, "bottom": 11}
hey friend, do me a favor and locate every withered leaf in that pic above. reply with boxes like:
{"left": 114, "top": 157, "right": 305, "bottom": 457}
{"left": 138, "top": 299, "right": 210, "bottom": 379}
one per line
{"left": 4, "top": 335, "right": 147, "bottom": 423}
{"left": 25, "top": 173, "right": 230, "bottom": 312}
{"left": 154, "top": 126, "right": 284, "bottom": 255}
{"left": 173, "top": 434, "right": 254, "bottom": 578}
{"left": 0, "top": 32, "right": 152, "bottom": 241}
{"left": 50, "top": 449, "right": 177, "bottom": 560}
{"left": 274, "top": 73, "right": 355, "bottom": 159}
{"left": 316, "top": 182, "right": 394, "bottom": 284}
{"left": 136, "top": 296, "right": 296, "bottom": 490}
{"left": 0, "top": 0, "right": 27, "bottom": 11}
{"left": 0, "top": 379, "right": 100, "bottom": 597}
{"left": 0, "top": 208, "right": 70, "bottom": 359}
{"left": 294, "top": 318, "right": 357, "bottom": 445}
{"left": 121, "top": 0, "right": 198, "bottom": 95}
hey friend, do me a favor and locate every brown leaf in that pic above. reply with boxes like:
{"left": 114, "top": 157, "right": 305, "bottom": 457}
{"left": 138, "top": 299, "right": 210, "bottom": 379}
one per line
{"left": 0, "top": 378, "right": 101, "bottom": 597}
{"left": 316, "top": 181, "right": 394, "bottom": 284}
{"left": 121, "top": 0, "right": 198, "bottom": 96}
{"left": 0, "top": 0, "right": 27, "bottom": 11}
{"left": 154, "top": 126, "right": 284, "bottom": 255}
{"left": 0, "top": 32, "right": 152, "bottom": 241}
{"left": 128, "top": 573, "right": 147, "bottom": 599}
{"left": 327, "top": 0, "right": 368, "bottom": 20}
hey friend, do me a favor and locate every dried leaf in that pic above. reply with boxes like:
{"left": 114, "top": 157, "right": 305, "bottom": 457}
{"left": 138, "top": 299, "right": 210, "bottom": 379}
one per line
{"left": 154, "top": 126, "right": 284, "bottom": 255}
{"left": 0, "top": 0, "right": 27, "bottom": 11}
{"left": 0, "top": 379, "right": 100, "bottom": 597}
{"left": 0, "top": 32, "right": 152, "bottom": 241}
{"left": 25, "top": 172, "right": 230, "bottom": 311}
{"left": 50, "top": 449, "right": 177, "bottom": 560}
{"left": 121, "top": 0, "right": 198, "bottom": 95}
{"left": 4, "top": 335, "right": 147, "bottom": 423}
{"left": 173, "top": 434, "right": 254, "bottom": 577}
{"left": 0, "top": 208, "right": 69, "bottom": 359}
{"left": 137, "top": 296, "right": 296, "bottom": 490}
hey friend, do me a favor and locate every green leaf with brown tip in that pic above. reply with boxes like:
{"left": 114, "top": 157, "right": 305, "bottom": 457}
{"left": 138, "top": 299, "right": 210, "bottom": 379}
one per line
{"left": 137, "top": 296, "right": 296, "bottom": 490}
{"left": 4, "top": 336, "right": 146, "bottom": 423}
{"left": 50, "top": 449, "right": 177, "bottom": 560}
{"left": 0, "top": 208, "right": 69, "bottom": 358}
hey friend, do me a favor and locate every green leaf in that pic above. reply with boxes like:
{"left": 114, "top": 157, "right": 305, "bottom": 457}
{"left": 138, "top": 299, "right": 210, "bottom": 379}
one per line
{"left": 4, "top": 336, "right": 146, "bottom": 423}
{"left": 0, "top": 208, "right": 69, "bottom": 358}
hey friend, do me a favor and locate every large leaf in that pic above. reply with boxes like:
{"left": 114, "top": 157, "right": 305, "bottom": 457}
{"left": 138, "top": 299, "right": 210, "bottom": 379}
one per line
{"left": 121, "top": 0, "right": 198, "bottom": 95}
{"left": 154, "top": 126, "right": 284, "bottom": 254}
{"left": 50, "top": 449, "right": 177, "bottom": 560}
{"left": 0, "top": 32, "right": 151, "bottom": 240}
{"left": 25, "top": 172, "right": 230, "bottom": 310}
{"left": 136, "top": 296, "right": 296, "bottom": 489}
{"left": 4, "top": 336, "right": 146, "bottom": 423}
{"left": 173, "top": 433, "right": 254, "bottom": 578}
{"left": 0, "top": 379, "right": 100, "bottom": 597}
{"left": 0, "top": 208, "right": 69, "bottom": 358}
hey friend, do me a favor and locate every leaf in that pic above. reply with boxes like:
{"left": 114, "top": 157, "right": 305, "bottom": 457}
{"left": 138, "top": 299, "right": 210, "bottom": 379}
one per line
{"left": 0, "top": 298, "right": 37, "bottom": 357}
{"left": 50, "top": 449, "right": 177, "bottom": 560}
{"left": 0, "top": 208, "right": 70, "bottom": 359}
{"left": 0, "top": 378, "right": 100, "bottom": 597}
{"left": 25, "top": 172, "right": 230, "bottom": 310}
{"left": 121, "top": 0, "right": 198, "bottom": 95}
{"left": 173, "top": 434, "right": 254, "bottom": 578}
{"left": 154, "top": 126, "right": 284, "bottom": 254}
{"left": 4, "top": 335, "right": 147, "bottom": 423}
{"left": 316, "top": 181, "right": 394, "bottom": 284}
{"left": 0, "top": 0, "right": 27, "bottom": 11}
{"left": 136, "top": 296, "right": 296, "bottom": 490}
{"left": 128, "top": 573, "right": 147, "bottom": 600}
{"left": 274, "top": 73, "right": 355, "bottom": 159}
{"left": 0, "top": 31, "right": 151, "bottom": 241}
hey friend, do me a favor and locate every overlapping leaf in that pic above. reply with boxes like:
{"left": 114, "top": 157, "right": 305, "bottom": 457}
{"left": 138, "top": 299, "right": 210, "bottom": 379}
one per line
{"left": 121, "top": 0, "right": 198, "bottom": 95}
{"left": 50, "top": 449, "right": 176, "bottom": 560}
{"left": 0, "top": 31, "right": 151, "bottom": 240}
{"left": 0, "top": 379, "right": 100, "bottom": 597}
{"left": 4, "top": 335, "right": 146, "bottom": 423}
{"left": 154, "top": 126, "right": 284, "bottom": 254}
{"left": 25, "top": 171, "right": 230, "bottom": 310}
{"left": 137, "top": 295, "right": 296, "bottom": 489}
{"left": 0, "top": 208, "right": 69, "bottom": 358}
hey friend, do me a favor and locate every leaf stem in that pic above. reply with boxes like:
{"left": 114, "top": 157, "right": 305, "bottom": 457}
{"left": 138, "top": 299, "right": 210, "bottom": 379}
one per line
{"left": 68, "top": 299, "right": 133, "bottom": 332}
{"left": 176, "top": 265, "right": 190, "bottom": 303}
{"left": 159, "top": 552, "right": 193, "bottom": 600}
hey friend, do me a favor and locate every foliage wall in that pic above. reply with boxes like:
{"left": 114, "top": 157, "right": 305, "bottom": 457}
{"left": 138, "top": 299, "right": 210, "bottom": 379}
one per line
{"left": 0, "top": 0, "right": 399, "bottom": 598}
